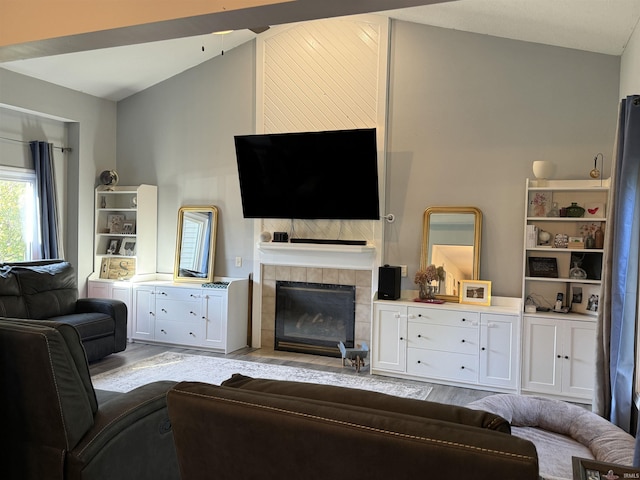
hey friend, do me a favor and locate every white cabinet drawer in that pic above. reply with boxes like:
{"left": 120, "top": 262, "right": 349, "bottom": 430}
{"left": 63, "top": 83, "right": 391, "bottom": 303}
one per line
{"left": 407, "top": 348, "right": 478, "bottom": 383}
{"left": 408, "top": 307, "right": 479, "bottom": 327}
{"left": 156, "top": 320, "right": 203, "bottom": 346}
{"left": 156, "top": 299, "right": 202, "bottom": 322}
{"left": 155, "top": 287, "right": 202, "bottom": 302}
{"left": 407, "top": 322, "right": 479, "bottom": 354}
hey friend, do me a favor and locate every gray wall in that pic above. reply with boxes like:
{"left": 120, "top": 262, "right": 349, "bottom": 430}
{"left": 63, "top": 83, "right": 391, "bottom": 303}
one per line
{"left": 0, "top": 18, "right": 623, "bottom": 299}
{"left": 385, "top": 21, "right": 620, "bottom": 296}
{"left": 116, "top": 41, "right": 255, "bottom": 277}
{"left": 117, "top": 19, "right": 619, "bottom": 297}
{"left": 0, "top": 69, "right": 117, "bottom": 293}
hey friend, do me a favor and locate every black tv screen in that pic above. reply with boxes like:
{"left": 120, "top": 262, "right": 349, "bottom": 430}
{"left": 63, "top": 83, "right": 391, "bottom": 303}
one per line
{"left": 234, "top": 128, "right": 380, "bottom": 220}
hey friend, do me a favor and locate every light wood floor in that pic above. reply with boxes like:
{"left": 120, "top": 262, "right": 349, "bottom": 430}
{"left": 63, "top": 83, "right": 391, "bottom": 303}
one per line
{"left": 89, "top": 342, "right": 496, "bottom": 406}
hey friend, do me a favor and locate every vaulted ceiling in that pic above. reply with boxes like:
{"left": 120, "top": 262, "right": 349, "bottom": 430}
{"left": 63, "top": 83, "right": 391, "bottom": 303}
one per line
{"left": 1, "top": 0, "right": 639, "bottom": 102}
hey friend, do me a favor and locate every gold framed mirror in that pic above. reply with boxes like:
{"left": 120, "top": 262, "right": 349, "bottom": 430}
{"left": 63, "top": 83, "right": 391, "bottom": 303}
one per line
{"left": 420, "top": 206, "right": 482, "bottom": 302}
{"left": 173, "top": 206, "right": 218, "bottom": 283}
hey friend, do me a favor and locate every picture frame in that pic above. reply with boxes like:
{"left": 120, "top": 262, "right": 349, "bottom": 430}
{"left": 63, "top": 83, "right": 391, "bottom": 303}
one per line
{"left": 459, "top": 280, "right": 492, "bottom": 306}
{"left": 122, "top": 220, "right": 135, "bottom": 234}
{"left": 106, "top": 258, "right": 136, "bottom": 280}
{"left": 107, "top": 214, "right": 125, "bottom": 234}
{"left": 106, "top": 238, "right": 122, "bottom": 255}
{"left": 99, "top": 257, "right": 110, "bottom": 279}
{"left": 528, "top": 257, "right": 559, "bottom": 278}
{"left": 570, "top": 283, "right": 600, "bottom": 316}
{"left": 570, "top": 252, "right": 602, "bottom": 280}
{"left": 119, "top": 237, "right": 137, "bottom": 256}
{"left": 528, "top": 191, "right": 552, "bottom": 217}
{"left": 584, "top": 202, "right": 605, "bottom": 218}
{"left": 572, "top": 456, "right": 640, "bottom": 480}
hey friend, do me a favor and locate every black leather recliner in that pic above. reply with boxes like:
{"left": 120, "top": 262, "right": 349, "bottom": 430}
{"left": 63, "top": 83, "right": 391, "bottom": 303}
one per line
{"left": 0, "top": 260, "right": 126, "bottom": 361}
{"left": 0, "top": 318, "right": 179, "bottom": 480}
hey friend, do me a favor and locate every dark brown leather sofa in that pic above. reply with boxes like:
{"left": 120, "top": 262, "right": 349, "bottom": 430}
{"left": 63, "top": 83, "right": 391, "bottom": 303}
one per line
{"left": 167, "top": 374, "right": 539, "bottom": 480}
{"left": 0, "top": 259, "right": 126, "bottom": 362}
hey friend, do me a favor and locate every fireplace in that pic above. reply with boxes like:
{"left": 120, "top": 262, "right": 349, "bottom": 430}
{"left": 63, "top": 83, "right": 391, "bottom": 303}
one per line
{"left": 275, "top": 281, "right": 355, "bottom": 357}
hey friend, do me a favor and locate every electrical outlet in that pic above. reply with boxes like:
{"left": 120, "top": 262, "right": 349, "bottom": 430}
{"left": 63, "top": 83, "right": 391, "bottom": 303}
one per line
{"left": 235, "top": 256, "right": 242, "bottom": 267}
{"left": 400, "top": 265, "right": 407, "bottom": 277}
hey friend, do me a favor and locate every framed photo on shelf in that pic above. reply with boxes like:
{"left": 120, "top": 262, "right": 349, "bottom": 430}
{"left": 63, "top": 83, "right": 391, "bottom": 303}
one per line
{"left": 570, "top": 252, "right": 602, "bottom": 280}
{"left": 122, "top": 220, "right": 135, "bottom": 234}
{"left": 119, "top": 237, "right": 136, "bottom": 256}
{"left": 105, "top": 238, "right": 122, "bottom": 255}
{"left": 570, "top": 284, "right": 600, "bottom": 316}
{"left": 528, "top": 191, "right": 552, "bottom": 217}
{"left": 99, "top": 257, "right": 110, "bottom": 279}
{"left": 459, "top": 280, "right": 491, "bottom": 306}
{"left": 528, "top": 257, "right": 559, "bottom": 278}
{"left": 572, "top": 456, "right": 640, "bottom": 480}
{"left": 107, "top": 214, "right": 125, "bottom": 234}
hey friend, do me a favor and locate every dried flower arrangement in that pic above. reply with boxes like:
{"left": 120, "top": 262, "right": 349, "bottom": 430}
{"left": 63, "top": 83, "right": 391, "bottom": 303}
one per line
{"left": 414, "top": 264, "right": 444, "bottom": 286}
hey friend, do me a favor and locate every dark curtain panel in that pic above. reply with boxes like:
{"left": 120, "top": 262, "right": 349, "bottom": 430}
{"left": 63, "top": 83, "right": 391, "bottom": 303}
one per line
{"left": 29, "top": 141, "right": 62, "bottom": 259}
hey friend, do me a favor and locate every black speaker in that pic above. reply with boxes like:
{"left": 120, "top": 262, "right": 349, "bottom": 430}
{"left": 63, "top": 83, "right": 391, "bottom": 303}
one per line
{"left": 378, "top": 265, "right": 401, "bottom": 300}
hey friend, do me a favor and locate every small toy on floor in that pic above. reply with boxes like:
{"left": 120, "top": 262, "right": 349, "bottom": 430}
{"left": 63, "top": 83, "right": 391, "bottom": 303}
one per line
{"left": 338, "top": 341, "right": 368, "bottom": 373}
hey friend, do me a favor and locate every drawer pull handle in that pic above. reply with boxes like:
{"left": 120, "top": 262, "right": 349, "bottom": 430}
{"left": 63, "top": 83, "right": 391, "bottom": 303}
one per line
{"left": 461, "top": 318, "right": 466, "bottom": 322}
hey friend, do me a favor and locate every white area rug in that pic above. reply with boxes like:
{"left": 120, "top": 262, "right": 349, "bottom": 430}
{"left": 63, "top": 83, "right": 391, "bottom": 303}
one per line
{"left": 92, "top": 352, "right": 433, "bottom": 400}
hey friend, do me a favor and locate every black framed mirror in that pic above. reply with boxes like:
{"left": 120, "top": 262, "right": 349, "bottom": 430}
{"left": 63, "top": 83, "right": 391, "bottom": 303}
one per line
{"left": 173, "top": 206, "right": 218, "bottom": 283}
{"left": 420, "top": 206, "right": 482, "bottom": 302}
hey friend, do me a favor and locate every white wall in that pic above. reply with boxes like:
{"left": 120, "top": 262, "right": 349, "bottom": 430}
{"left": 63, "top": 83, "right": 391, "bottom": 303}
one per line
{"left": 620, "top": 21, "right": 640, "bottom": 97}
{"left": 0, "top": 69, "right": 117, "bottom": 293}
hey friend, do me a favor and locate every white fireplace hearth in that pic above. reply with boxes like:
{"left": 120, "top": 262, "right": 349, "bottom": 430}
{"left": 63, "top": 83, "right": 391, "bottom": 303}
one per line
{"left": 254, "top": 242, "right": 377, "bottom": 353}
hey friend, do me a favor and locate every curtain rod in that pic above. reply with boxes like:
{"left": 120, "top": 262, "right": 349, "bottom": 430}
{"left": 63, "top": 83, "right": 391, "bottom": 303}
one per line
{"left": 0, "top": 135, "right": 72, "bottom": 153}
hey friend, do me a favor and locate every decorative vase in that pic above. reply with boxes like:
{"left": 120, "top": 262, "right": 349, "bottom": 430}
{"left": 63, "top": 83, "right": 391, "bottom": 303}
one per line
{"left": 418, "top": 283, "right": 435, "bottom": 300}
{"left": 565, "top": 202, "right": 585, "bottom": 217}
{"left": 569, "top": 261, "right": 588, "bottom": 279}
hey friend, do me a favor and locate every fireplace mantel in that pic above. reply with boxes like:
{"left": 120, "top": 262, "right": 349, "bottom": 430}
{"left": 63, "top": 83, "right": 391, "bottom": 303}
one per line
{"left": 257, "top": 242, "right": 376, "bottom": 270}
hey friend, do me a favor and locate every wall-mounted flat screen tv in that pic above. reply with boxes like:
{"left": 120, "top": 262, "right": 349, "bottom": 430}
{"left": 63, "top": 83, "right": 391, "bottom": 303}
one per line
{"left": 234, "top": 128, "right": 380, "bottom": 220}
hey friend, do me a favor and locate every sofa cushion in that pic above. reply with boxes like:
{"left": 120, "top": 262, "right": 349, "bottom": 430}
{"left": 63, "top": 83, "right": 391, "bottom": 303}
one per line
{"left": 49, "top": 312, "right": 115, "bottom": 342}
{"left": 15, "top": 262, "right": 78, "bottom": 319}
{"left": 221, "top": 373, "right": 511, "bottom": 433}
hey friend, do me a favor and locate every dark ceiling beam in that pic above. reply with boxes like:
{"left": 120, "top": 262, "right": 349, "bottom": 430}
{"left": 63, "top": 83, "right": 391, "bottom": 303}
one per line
{"left": 0, "top": 0, "right": 451, "bottom": 62}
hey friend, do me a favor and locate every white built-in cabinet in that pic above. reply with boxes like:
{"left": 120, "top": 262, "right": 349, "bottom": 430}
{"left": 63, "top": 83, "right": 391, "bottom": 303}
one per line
{"left": 372, "top": 298, "right": 520, "bottom": 392}
{"left": 521, "top": 314, "right": 596, "bottom": 401}
{"left": 520, "top": 178, "right": 609, "bottom": 401}
{"left": 130, "top": 279, "right": 249, "bottom": 354}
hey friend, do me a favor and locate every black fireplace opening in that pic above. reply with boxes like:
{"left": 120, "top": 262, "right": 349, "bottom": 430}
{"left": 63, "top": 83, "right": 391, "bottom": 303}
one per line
{"left": 275, "top": 281, "right": 355, "bottom": 357}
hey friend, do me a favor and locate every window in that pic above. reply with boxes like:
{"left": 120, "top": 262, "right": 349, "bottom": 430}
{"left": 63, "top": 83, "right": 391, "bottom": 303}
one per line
{"left": 0, "top": 167, "right": 38, "bottom": 262}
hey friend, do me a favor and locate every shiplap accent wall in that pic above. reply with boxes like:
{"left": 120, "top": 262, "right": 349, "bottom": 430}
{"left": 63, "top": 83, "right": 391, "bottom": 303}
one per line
{"left": 255, "top": 15, "right": 389, "bottom": 245}
{"left": 250, "top": 15, "right": 389, "bottom": 347}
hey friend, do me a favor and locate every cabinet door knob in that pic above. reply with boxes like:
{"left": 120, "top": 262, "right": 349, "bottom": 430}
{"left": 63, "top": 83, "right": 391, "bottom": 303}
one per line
{"left": 461, "top": 318, "right": 466, "bottom": 322}
{"left": 460, "top": 366, "right": 465, "bottom": 369}
{"left": 557, "top": 355, "right": 562, "bottom": 358}
{"left": 190, "top": 311, "right": 196, "bottom": 316}
{"left": 160, "top": 329, "right": 166, "bottom": 334}
{"left": 461, "top": 339, "right": 465, "bottom": 343}
{"left": 564, "top": 355, "right": 569, "bottom": 360}
{"left": 417, "top": 360, "right": 421, "bottom": 364}
{"left": 481, "top": 347, "right": 486, "bottom": 351}
{"left": 417, "top": 334, "right": 422, "bottom": 338}
{"left": 400, "top": 337, "right": 404, "bottom": 341}
{"left": 162, "top": 308, "right": 167, "bottom": 313}
{"left": 189, "top": 332, "right": 195, "bottom": 337}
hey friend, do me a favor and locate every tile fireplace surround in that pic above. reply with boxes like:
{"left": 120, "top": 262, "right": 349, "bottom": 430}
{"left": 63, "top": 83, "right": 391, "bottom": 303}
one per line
{"left": 257, "top": 243, "right": 377, "bottom": 352}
